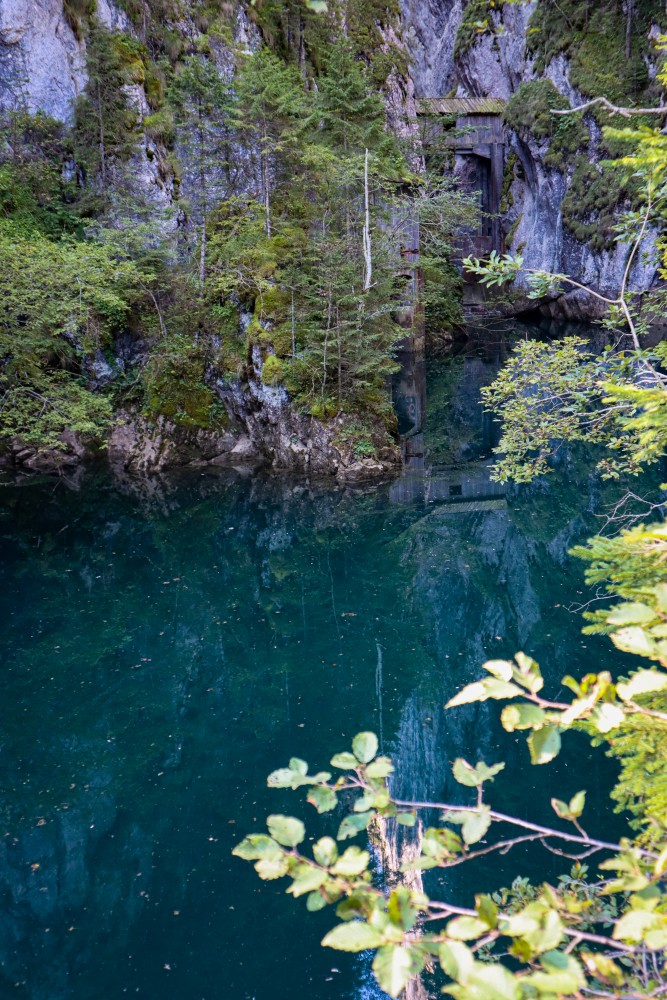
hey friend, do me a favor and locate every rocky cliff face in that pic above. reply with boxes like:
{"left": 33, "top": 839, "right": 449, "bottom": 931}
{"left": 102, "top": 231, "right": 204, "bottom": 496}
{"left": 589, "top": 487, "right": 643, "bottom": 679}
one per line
{"left": 0, "top": 0, "right": 136, "bottom": 121}
{"left": 0, "top": 0, "right": 410, "bottom": 477}
{"left": 400, "top": 0, "right": 662, "bottom": 318}
{"left": 107, "top": 363, "right": 400, "bottom": 481}
{"left": 1, "top": 0, "right": 661, "bottom": 328}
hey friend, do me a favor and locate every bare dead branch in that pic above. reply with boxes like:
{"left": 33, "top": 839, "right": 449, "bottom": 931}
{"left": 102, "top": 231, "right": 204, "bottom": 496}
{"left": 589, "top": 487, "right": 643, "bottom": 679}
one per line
{"left": 552, "top": 97, "right": 667, "bottom": 117}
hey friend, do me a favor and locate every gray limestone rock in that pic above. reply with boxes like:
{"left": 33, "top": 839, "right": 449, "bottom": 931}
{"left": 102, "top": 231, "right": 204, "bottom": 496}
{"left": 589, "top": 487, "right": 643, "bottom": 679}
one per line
{"left": 0, "top": 0, "right": 86, "bottom": 121}
{"left": 400, "top": 0, "right": 660, "bottom": 317}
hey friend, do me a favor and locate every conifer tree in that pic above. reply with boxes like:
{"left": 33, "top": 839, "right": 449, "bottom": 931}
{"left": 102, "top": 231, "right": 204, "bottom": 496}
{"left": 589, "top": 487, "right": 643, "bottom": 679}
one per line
{"left": 73, "top": 22, "right": 136, "bottom": 199}
{"left": 168, "top": 51, "right": 237, "bottom": 287}
{"left": 234, "top": 46, "right": 308, "bottom": 236}
{"left": 308, "top": 41, "right": 392, "bottom": 160}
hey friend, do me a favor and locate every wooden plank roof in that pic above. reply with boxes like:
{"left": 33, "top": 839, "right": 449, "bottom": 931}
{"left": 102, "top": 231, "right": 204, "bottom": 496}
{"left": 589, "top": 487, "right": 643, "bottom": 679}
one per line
{"left": 417, "top": 97, "right": 506, "bottom": 115}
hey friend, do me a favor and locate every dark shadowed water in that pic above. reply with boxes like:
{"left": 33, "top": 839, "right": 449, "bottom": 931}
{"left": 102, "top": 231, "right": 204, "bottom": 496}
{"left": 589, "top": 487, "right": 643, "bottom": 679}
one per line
{"left": 0, "top": 331, "right": 631, "bottom": 999}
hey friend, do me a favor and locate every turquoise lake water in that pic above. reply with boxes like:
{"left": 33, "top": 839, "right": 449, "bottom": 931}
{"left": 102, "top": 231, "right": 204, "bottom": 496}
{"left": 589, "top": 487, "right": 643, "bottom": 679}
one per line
{"left": 0, "top": 336, "right": 630, "bottom": 999}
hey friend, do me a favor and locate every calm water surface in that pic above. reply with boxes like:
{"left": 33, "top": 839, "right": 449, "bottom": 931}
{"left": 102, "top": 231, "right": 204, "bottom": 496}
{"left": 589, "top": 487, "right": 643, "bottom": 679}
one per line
{"left": 0, "top": 335, "right": 628, "bottom": 999}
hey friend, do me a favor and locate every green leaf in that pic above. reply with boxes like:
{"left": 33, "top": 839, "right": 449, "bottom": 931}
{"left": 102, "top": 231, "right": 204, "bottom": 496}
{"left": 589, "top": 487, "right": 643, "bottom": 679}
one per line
{"left": 352, "top": 732, "right": 378, "bottom": 763}
{"left": 501, "top": 904, "right": 564, "bottom": 953}
{"left": 527, "top": 726, "right": 561, "bottom": 765}
{"left": 372, "top": 944, "right": 422, "bottom": 998}
{"left": 289, "top": 757, "right": 308, "bottom": 775}
{"left": 616, "top": 668, "right": 667, "bottom": 701}
{"left": 551, "top": 798, "right": 571, "bottom": 820}
{"left": 438, "top": 941, "right": 474, "bottom": 982}
{"left": 447, "top": 679, "right": 524, "bottom": 708}
{"left": 330, "top": 751, "right": 359, "bottom": 770}
{"left": 322, "top": 921, "right": 383, "bottom": 952}
{"left": 523, "top": 950, "right": 584, "bottom": 993}
{"left": 338, "top": 811, "right": 374, "bottom": 840}
{"left": 267, "top": 814, "right": 305, "bottom": 848}
{"left": 331, "top": 846, "right": 370, "bottom": 877}
{"left": 232, "top": 834, "right": 281, "bottom": 861}
{"left": 313, "top": 837, "right": 338, "bottom": 867}
{"left": 287, "top": 865, "right": 328, "bottom": 897}
{"left": 387, "top": 887, "right": 418, "bottom": 931}
{"left": 462, "top": 806, "right": 491, "bottom": 845}
{"left": 446, "top": 916, "right": 489, "bottom": 940}
{"left": 476, "top": 894, "right": 499, "bottom": 930}
{"left": 443, "top": 962, "right": 520, "bottom": 999}
{"left": 306, "top": 891, "right": 329, "bottom": 912}
{"left": 365, "top": 756, "right": 394, "bottom": 779}
{"left": 255, "top": 854, "right": 290, "bottom": 880}
{"left": 452, "top": 758, "right": 479, "bottom": 787}
{"left": 396, "top": 812, "right": 417, "bottom": 827}
{"left": 452, "top": 759, "right": 504, "bottom": 787}
{"left": 501, "top": 703, "right": 545, "bottom": 732}
{"left": 355, "top": 790, "right": 389, "bottom": 811}
{"left": 307, "top": 785, "right": 338, "bottom": 814}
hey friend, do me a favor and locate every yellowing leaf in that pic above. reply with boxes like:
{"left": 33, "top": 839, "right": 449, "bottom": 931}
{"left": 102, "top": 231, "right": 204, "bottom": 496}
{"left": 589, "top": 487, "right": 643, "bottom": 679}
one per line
{"left": 611, "top": 626, "right": 657, "bottom": 659}
{"left": 483, "top": 660, "right": 514, "bottom": 681}
{"left": 591, "top": 703, "right": 625, "bottom": 733}
{"left": 607, "top": 602, "right": 657, "bottom": 626}
{"left": 255, "top": 855, "right": 290, "bottom": 880}
{"left": 614, "top": 908, "right": 666, "bottom": 943}
{"left": 330, "top": 751, "right": 358, "bottom": 769}
{"left": 616, "top": 669, "right": 667, "bottom": 701}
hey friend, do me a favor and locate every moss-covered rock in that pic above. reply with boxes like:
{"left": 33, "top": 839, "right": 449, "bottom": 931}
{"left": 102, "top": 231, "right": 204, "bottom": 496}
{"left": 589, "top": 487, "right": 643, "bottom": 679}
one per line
{"left": 261, "top": 353, "right": 287, "bottom": 387}
{"left": 503, "top": 81, "right": 588, "bottom": 171}
{"left": 455, "top": 0, "right": 506, "bottom": 58}
{"left": 528, "top": 0, "right": 665, "bottom": 106}
{"left": 561, "top": 159, "right": 632, "bottom": 252}
{"left": 142, "top": 334, "right": 217, "bottom": 429}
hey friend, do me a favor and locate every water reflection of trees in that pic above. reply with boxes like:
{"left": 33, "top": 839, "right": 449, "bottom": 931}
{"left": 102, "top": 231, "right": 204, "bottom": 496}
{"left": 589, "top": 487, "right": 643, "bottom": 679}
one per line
{"left": 0, "top": 377, "right": 648, "bottom": 999}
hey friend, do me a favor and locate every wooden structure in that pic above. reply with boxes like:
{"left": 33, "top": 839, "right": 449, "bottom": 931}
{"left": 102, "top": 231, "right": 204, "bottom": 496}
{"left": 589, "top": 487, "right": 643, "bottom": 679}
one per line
{"left": 417, "top": 97, "right": 506, "bottom": 256}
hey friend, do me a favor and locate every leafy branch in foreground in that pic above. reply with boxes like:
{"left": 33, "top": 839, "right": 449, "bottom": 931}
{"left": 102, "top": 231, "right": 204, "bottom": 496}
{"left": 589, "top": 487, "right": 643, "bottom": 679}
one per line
{"left": 233, "top": 433, "right": 667, "bottom": 997}
{"left": 476, "top": 336, "right": 667, "bottom": 483}
{"left": 233, "top": 704, "right": 667, "bottom": 997}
